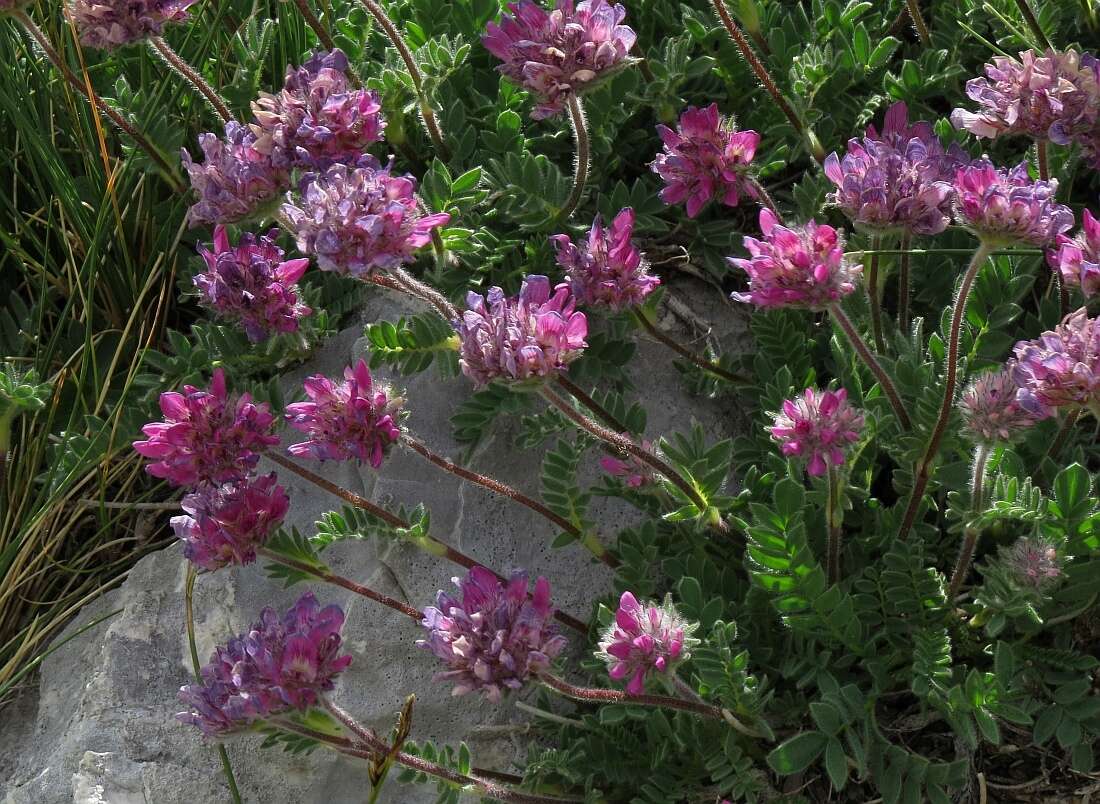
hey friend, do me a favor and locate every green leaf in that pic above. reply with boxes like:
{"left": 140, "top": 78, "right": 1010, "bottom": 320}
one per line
{"left": 824, "top": 738, "right": 848, "bottom": 791}
{"left": 767, "top": 731, "right": 828, "bottom": 775}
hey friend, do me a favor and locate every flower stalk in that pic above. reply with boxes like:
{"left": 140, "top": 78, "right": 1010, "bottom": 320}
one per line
{"left": 866, "top": 236, "right": 886, "bottom": 353}
{"left": 825, "top": 466, "right": 843, "bottom": 585}
{"left": 946, "top": 443, "right": 992, "bottom": 600}
{"left": 148, "top": 36, "right": 232, "bottom": 122}
{"left": 904, "top": 0, "right": 932, "bottom": 47}
{"left": 537, "top": 671, "right": 727, "bottom": 722}
{"left": 827, "top": 304, "right": 912, "bottom": 430}
{"left": 630, "top": 309, "right": 750, "bottom": 386}
{"left": 897, "top": 233, "right": 912, "bottom": 331}
{"left": 559, "top": 94, "right": 590, "bottom": 221}
{"left": 1013, "top": 0, "right": 1052, "bottom": 50}
{"left": 289, "top": 0, "right": 336, "bottom": 51}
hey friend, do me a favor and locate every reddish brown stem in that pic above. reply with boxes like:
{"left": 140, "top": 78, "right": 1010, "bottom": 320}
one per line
{"left": 905, "top": 0, "right": 932, "bottom": 47}
{"left": 538, "top": 672, "right": 726, "bottom": 721}
{"left": 828, "top": 305, "right": 912, "bottom": 430}
{"left": 747, "top": 176, "right": 783, "bottom": 223}
{"left": 554, "top": 375, "right": 631, "bottom": 433}
{"left": 149, "top": 37, "right": 232, "bottom": 122}
{"left": 947, "top": 528, "right": 979, "bottom": 600}
{"left": 632, "top": 310, "right": 749, "bottom": 386}
{"left": 1037, "top": 140, "right": 1050, "bottom": 182}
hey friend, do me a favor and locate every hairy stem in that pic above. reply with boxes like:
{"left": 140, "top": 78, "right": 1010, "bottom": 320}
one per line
{"left": 1036, "top": 140, "right": 1050, "bottom": 182}
{"left": 402, "top": 434, "right": 617, "bottom": 568}
{"left": 631, "top": 309, "right": 749, "bottom": 386}
{"left": 148, "top": 37, "right": 232, "bottom": 122}
{"left": 897, "top": 242, "right": 993, "bottom": 542}
{"left": 14, "top": 12, "right": 184, "bottom": 192}
{"left": 898, "top": 232, "right": 912, "bottom": 332}
{"left": 1042, "top": 408, "right": 1080, "bottom": 471}
{"left": 827, "top": 305, "right": 912, "bottom": 430}
{"left": 825, "top": 466, "right": 843, "bottom": 586}
{"left": 538, "top": 672, "right": 726, "bottom": 722}
{"left": 559, "top": 94, "right": 590, "bottom": 221}
{"left": 747, "top": 176, "right": 783, "bottom": 223}
{"left": 866, "top": 237, "right": 886, "bottom": 353}
{"left": 904, "top": 0, "right": 932, "bottom": 46}
{"left": 948, "top": 445, "right": 991, "bottom": 599}
{"left": 554, "top": 375, "right": 631, "bottom": 433}
{"left": 289, "top": 0, "right": 336, "bottom": 51}
{"left": 947, "top": 528, "right": 980, "bottom": 601}
{"left": 391, "top": 267, "right": 458, "bottom": 320}
{"left": 1013, "top": 0, "right": 1052, "bottom": 49}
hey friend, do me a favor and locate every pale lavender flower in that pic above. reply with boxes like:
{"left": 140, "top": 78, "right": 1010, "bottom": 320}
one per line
{"left": 282, "top": 157, "right": 449, "bottom": 275}
{"left": 1004, "top": 536, "right": 1062, "bottom": 591}
{"left": 285, "top": 359, "right": 404, "bottom": 467}
{"left": 418, "top": 567, "right": 567, "bottom": 702}
{"left": 952, "top": 160, "right": 1073, "bottom": 246}
{"left": 596, "top": 591, "right": 698, "bottom": 695}
{"left": 177, "top": 592, "right": 352, "bottom": 736}
{"left": 171, "top": 473, "right": 290, "bottom": 571}
{"left": 133, "top": 369, "right": 279, "bottom": 488}
{"left": 252, "top": 49, "right": 385, "bottom": 168}
{"left": 482, "top": 0, "right": 637, "bottom": 120}
{"left": 768, "top": 387, "right": 864, "bottom": 477}
{"left": 194, "top": 226, "right": 311, "bottom": 342}
{"left": 69, "top": 0, "right": 197, "bottom": 49}
{"left": 551, "top": 208, "right": 659, "bottom": 310}
{"left": 456, "top": 275, "right": 588, "bottom": 386}
{"left": 959, "top": 366, "right": 1048, "bottom": 445}
{"left": 182, "top": 122, "right": 291, "bottom": 227}
{"left": 650, "top": 104, "right": 761, "bottom": 218}
{"left": 729, "top": 209, "right": 860, "bottom": 310}
{"left": 1013, "top": 308, "right": 1100, "bottom": 411}
{"left": 1048, "top": 209, "right": 1100, "bottom": 297}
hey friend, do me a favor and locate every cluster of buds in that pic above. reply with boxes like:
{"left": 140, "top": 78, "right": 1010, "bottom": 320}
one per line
{"left": 596, "top": 592, "right": 698, "bottom": 695}
{"left": 551, "top": 208, "right": 659, "bottom": 311}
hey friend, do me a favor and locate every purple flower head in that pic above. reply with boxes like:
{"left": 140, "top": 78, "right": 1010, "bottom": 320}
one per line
{"left": 1048, "top": 209, "right": 1100, "bottom": 297}
{"left": 182, "top": 122, "right": 291, "bottom": 228}
{"left": 482, "top": 0, "right": 637, "bottom": 120}
{"left": 551, "top": 208, "right": 659, "bottom": 310}
{"left": 824, "top": 102, "right": 966, "bottom": 236}
{"left": 596, "top": 592, "right": 699, "bottom": 695}
{"left": 959, "top": 365, "right": 1049, "bottom": 445}
{"left": 650, "top": 104, "right": 761, "bottom": 218}
{"left": 252, "top": 49, "right": 386, "bottom": 169}
{"left": 729, "top": 209, "right": 860, "bottom": 310}
{"left": 171, "top": 473, "right": 290, "bottom": 571}
{"left": 69, "top": 0, "right": 197, "bottom": 49}
{"left": 282, "top": 157, "right": 450, "bottom": 276}
{"left": 418, "top": 567, "right": 567, "bottom": 702}
{"left": 768, "top": 387, "right": 864, "bottom": 477}
{"left": 178, "top": 592, "right": 352, "bottom": 736}
{"left": 1003, "top": 536, "right": 1063, "bottom": 591}
{"left": 1012, "top": 308, "right": 1100, "bottom": 411}
{"left": 284, "top": 359, "right": 404, "bottom": 467}
{"left": 194, "top": 226, "right": 312, "bottom": 343}
{"left": 456, "top": 275, "right": 588, "bottom": 386}
{"left": 952, "top": 159, "right": 1073, "bottom": 246}
{"left": 133, "top": 369, "right": 279, "bottom": 488}
{"left": 600, "top": 437, "right": 656, "bottom": 488}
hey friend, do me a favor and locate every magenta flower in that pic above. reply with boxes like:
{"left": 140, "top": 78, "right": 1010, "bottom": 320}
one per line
{"left": 194, "top": 226, "right": 311, "bottom": 343}
{"left": 650, "top": 104, "right": 761, "bottom": 218}
{"left": 1004, "top": 536, "right": 1062, "bottom": 591}
{"left": 729, "top": 209, "right": 860, "bottom": 310}
{"left": 171, "top": 473, "right": 290, "bottom": 571}
{"left": 182, "top": 122, "right": 291, "bottom": 228}
{"left": 1048, "top": 209, "right": 1100, "bottom": 297}
{"left": 959, "top": 366, "right": 1048, "bottom": 445}
{"left": 952, "top": 160, "right": 1073, "bottom": 246}
{"left": 69, "top": 0, "right": 197, "bottom": 49}
{"left": 768, "top": 387, "right": 864, "bottom": 477}
{"left": 252, "top": 49, "right": 385, "bottom": 168}
{"left": 599, "top": 438, "right": 655, "bottom": 488}
{"left": 482, "top": 0, "right": 637, "bottom": 120}
{"left": 282, "top": 157, "right": 450, "bottom": 276}
{"left": 284, "top": 359, "right": 404, "bottom": 467}
{"left": 1012, "top": 308, "right": 1100, "bottom": 411}
{"left": 133, "top": 368, "right": 279, "bottom": 488}
{"left": 418, "top": 567, "right": 567, "bottom": 702}
{"left": 178, "top": 592, "right": 352, "bottom": 736}
{"left": 596, "top": 592, "right": 698, "bottom": 695}
{"left": 551, "top": 208, "right": 659, "bottom": 311}
{"left": 456, "top": 275, "right": 588, "bottom": 386}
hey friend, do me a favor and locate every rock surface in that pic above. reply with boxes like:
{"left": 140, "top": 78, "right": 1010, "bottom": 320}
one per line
{"left": 1, "top": 279, "right": 749, "bottom": 804}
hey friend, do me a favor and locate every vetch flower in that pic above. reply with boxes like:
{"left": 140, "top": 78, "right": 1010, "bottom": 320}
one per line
{"left": 456, "top": 275, "right": 587, "bottom": 385}
{"left": 952, "top": 159, "right": 1073, "bottom": 246}
{"left": 551, "top": 208, "right": 659, "bottom": 310}
{"left": 285, "top": 359, "right": 404, "bottom": 467}
{"left": 69, "top": 0, "right": 197, "bottom": 49}
{"left": 729, "top": 209, "right": 860, "bottom": 310}
{"left": 959, "top": 366, "right": 1048, "bottom": 445}
{"left": 482, "top": 0, "right": 637, "bottom": 120}
{"left": 252, "top": 49, "right": 386, "bottom": 168}
{"left": 133, "top": 368, "right": 279, "bottom": 488}
{"left": 177, "top": 592, "right": 352, "bottom": 736}
{"left": 418, "top": 567, "right": 567, "bottom": 702}
{"left": 650, "top": 104, "right": 761, "bottom": 218}
{"left": 1048, "top": 209, "right": 1100, "bottom": 297}
{"left": 1012, "top": 308, "right": 1100, "bottom": 411}
{"left": 194, "top": 226, "right": 311, "bottom": 342}
{"left": 171, "top": 473, "right": 289, "bottom": 571}
{"left": 596, "top": 591, "right": 699, "bottom": 695}
{"left": 282, "top": 157, "right": 450, "bottom": 275}
{"left": 182, "top": 122, "right": 291, "bottom": 227}
{"left": 1004, "top": 536, "right": 1063, "bottom": 591}
{"left": 768, "top": 387, "right": 864, "bottom": 477}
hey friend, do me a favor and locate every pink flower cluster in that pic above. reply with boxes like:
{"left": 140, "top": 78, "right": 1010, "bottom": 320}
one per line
{"left": 768, "top": 387, "right": 864, "bottom": 477}
{"left": 69, "top": 0, "right": 197, "bottom": 49}
{"left": 418, "top": 567, "right": 567, "bottom": 701}
{"left": 650, "top": 104, "right": 761, "bottom": 218}
{"left": 1004, "top": 536, "right": 1062, "bottom": 591}
{"left": 194, "top": 226, "right": 311, "bottom": 343}
{"left": 282, "top": 157, "right": 450, "bottom": 276}
{"left": 551, "top": 208, "right": 659, "bottom": 311}
{"left": 1048, "top": 209, "right": 1100, "bottom": 297}
{"left": 959, "top": 366, "right": 1048, "bottom": 445}
{"left": 285, "top": 359, "right": 404, "bottom": 467}
{"left": 178, "top": 592, "right": 352, "bottom": 736}
{"left": 456, "top": 275, "right": 588, "bottom": 386}
{"left": 596, "top": 591, "right": 698, "bottom": 695}
{"left": 730, "top": 209, "right": 860, "bottom": 310}
{"left": 482, "top": 0, "right": 636, "bottom": 119}
{"left": 599, "top": 437, "right": 655, "bottom": 488}
{"left": 1013, "top": 308, "right": 1100, "bottom": 412}
{"left": 952, "top": 160, "right": 1073, "bottom": 247}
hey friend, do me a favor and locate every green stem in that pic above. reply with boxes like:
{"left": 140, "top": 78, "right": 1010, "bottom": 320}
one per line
{"left": 827, "top": 305, "right": 912, "bottom": 430}
{"left": 289, "top": 0, "right": 336, "bottom": 51}
{"left": 559, "top": 94, "right": 590, "bottom": 221}
{"left": 905, "top": 0, "right": 933, "bottom": 46}
{"left": 825, "top": 466, "right": 843, "bottom": 586}
{"left": 897, "top": 232, "right": 912, "bottom": 332}
{"left": 148, "top": 37, "right": 232, "bottom": 123}
{"left": 1013, "top": 0, "right": 1052, "bottom": 49}
{"left": 631, "top": 309, "right": 750, "bottom": 386}
{"left": 867, "top": 236, "right": 886, "bottom": 353}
